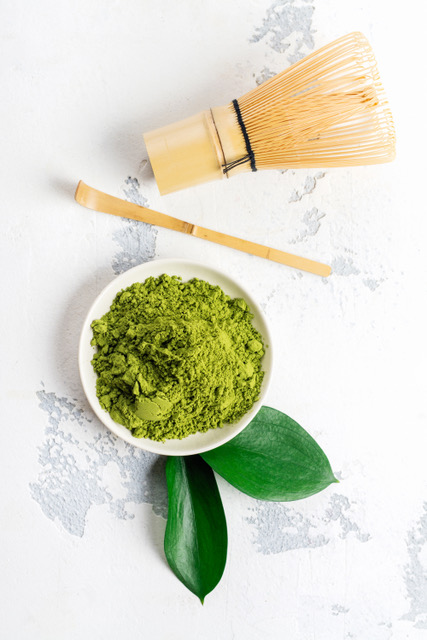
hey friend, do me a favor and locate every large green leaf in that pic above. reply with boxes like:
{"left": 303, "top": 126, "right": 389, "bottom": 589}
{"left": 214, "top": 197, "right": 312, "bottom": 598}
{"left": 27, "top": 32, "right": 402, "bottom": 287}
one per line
{"left": 201, "top": 406, "right": 337, "bottom": 501}
{"left": 164, "top": 456, "right": 227, "bottom": 603}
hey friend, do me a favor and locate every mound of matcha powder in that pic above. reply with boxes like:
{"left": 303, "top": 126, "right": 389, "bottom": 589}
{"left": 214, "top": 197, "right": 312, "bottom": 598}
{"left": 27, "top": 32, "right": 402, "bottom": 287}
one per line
{"left": 90, "top": 274, "right": 265, "bottom": 442}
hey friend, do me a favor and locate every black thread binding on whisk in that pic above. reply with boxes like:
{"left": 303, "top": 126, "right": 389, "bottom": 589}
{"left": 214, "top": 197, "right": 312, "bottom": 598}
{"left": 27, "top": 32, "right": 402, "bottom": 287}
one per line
{"left": 222, "top": 99, "right": 257, "bottom": 174}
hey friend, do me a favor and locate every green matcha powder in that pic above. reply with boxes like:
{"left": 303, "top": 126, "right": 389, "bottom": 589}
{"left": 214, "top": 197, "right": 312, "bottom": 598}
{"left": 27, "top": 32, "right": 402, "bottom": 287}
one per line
{"left": 90, "top": 274, "right": 265, "bottom": 441}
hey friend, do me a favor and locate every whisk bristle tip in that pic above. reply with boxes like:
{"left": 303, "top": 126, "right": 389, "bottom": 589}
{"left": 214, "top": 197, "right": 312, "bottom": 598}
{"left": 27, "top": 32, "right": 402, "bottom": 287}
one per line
{"left": 234, "top": 31, "right": 395, "bottom": 170}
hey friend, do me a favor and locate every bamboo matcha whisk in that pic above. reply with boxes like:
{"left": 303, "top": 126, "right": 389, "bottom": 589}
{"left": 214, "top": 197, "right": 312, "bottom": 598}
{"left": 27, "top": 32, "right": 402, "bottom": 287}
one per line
{"left": 144, "top": 32, "right": 395, "bottom": 195}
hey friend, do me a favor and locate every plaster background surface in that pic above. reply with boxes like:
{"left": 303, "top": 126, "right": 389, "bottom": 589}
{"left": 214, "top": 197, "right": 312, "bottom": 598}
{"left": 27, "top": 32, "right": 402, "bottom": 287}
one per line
{"left": 1, "top": 1, "right": 427, "bottom": 638}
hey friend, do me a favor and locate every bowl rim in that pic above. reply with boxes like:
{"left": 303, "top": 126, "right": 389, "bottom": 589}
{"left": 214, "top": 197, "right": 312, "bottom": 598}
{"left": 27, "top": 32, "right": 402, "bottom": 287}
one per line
{"left": 78, "top": 258, "right": 273, "bottom": 455}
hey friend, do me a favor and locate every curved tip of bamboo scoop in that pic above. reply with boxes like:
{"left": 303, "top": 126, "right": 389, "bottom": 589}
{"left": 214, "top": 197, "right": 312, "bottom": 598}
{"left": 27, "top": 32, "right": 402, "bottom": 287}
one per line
{"left": 75, "top": 180, "right": 96, "bottom": 208}
{"left": 74, "top": 180, "right": 331, "bottom": 277}
{"left": 75, "top": 179, "right": 85, "bottom": 201}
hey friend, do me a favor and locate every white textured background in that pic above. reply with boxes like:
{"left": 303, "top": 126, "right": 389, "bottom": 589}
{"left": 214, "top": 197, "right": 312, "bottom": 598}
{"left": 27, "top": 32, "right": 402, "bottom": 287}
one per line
{"left": 1, "top": 1, "right": 427, "bottom": 638}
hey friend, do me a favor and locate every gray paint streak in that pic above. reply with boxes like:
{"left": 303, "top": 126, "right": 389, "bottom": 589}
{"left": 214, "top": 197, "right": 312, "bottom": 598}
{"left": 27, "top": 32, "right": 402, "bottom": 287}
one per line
{"left": 111, "top": 177, "right": 157, "bottom": 275}
{"left": 324, "top": 494, "right": 370, "bottom": 542}
{"left": 255, "top": 67, "right": 277, "bottom": 85}
{"left": 331, "top": 256, "right": 361, "bottom": 277}
{"left": 331, "top": 258, "right": 384, "bottom": 288}
{"left": 290, "top": 207, "right": 326, "bottom": 244}
{"left": 247, "top": 502, "right": 328, "bottom": 554}
{"left": 402, "top": 503, "right": 427, "bottom": 629}
{"left": 331, "top": 604, "right": 349, "bottom": 616}
{"left": 30, "top": 388, "right": 167, "bottom": 537}
{"left": 378, "top": 621, "right": 393, "bottom": 629}
{"left": 250, "top": 0, "right": 315, "bottom": 62}
{"left": 289, "top": 173, "right": 325, "bottom": 203}
{"left": 363, "top": 277, "right": 383, "bottom": 291}
{"left": 247, "top": 493, "right": 370, "bottom": 554}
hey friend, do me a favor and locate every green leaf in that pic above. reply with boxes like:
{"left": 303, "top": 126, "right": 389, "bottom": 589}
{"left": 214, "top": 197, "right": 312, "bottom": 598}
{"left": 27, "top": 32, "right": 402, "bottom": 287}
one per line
{"left": 201, "top": 406, "right": 338, "bottom": 501}
{"left": 164, "top": 456, "right": 228, "bottom": 603}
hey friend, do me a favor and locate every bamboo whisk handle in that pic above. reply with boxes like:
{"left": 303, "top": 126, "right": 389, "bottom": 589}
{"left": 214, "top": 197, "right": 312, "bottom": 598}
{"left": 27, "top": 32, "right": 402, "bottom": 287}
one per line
{"left": 144, "top": 105, "right": 248, "bottom": 196}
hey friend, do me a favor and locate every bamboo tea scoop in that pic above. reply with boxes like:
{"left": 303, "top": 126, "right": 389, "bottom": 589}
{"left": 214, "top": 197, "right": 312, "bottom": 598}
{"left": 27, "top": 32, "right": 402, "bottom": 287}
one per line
{"left": 74, "top": 181, "right": 331, "bottom": 277}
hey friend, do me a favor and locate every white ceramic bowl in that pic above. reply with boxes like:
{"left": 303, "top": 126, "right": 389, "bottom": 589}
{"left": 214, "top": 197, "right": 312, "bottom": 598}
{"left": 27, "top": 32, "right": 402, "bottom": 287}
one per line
{"left": 79, "top": 259, "right": 273, "bottom": 455}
